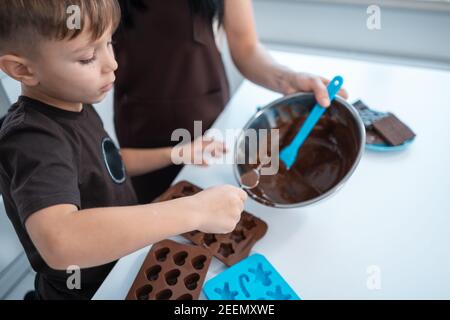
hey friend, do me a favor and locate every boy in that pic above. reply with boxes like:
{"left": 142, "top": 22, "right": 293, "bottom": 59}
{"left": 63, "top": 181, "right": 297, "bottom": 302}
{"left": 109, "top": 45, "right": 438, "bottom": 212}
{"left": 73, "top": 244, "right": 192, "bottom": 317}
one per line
{"left": 0, "top": 0, "right": 247, "bottom": 300}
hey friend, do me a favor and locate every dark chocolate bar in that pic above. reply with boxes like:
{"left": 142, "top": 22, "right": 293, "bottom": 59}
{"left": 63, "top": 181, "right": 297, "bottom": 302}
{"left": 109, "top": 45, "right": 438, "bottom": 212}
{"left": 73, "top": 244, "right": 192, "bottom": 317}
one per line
{"left": 373, "top": 113, "right": 416, "bottom": 146}
{"left": 353, "top": 100, "right": 388, "bottom": 127}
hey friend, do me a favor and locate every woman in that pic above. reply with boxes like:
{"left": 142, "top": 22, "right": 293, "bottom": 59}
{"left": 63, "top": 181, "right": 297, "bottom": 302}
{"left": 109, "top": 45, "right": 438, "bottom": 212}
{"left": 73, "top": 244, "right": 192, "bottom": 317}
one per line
{"left": 113, "top": 0, "right": 347, "bottom": 203}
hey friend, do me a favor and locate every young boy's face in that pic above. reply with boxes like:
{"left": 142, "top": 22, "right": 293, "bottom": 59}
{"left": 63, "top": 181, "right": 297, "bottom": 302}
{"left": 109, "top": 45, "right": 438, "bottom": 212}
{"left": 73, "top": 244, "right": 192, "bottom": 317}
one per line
{"left": 29, "top": 25, "right": 118, "bottom": 105}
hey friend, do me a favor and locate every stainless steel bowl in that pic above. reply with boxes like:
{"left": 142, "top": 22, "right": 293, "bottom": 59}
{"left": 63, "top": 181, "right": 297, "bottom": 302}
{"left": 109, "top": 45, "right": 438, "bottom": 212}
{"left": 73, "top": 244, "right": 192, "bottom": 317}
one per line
{"left": 234, "top": 93, "right": 366, "bottom": 208}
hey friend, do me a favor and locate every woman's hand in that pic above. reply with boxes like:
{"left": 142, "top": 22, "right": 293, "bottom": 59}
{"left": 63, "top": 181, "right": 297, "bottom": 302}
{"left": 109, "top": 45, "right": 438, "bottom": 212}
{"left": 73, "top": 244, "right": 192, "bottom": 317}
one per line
{"left": 280, "top": 72, "right": 349, "bottom": 108}
{"left": 172, "top": 136, "right": 228, "bottom": 166}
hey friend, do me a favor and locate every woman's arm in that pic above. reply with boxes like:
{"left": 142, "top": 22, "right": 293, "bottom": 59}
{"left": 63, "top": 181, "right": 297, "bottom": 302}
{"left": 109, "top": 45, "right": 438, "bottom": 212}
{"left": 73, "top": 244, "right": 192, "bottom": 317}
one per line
{"left": 223, "top": 0, "right": 348, "bottom": 107}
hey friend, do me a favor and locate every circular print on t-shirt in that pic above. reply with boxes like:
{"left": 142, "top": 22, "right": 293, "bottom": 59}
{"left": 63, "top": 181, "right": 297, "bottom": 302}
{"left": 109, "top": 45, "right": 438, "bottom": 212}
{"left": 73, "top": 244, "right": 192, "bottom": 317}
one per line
{"left": 102, "top": 137, "right": 126, "bottom": 184}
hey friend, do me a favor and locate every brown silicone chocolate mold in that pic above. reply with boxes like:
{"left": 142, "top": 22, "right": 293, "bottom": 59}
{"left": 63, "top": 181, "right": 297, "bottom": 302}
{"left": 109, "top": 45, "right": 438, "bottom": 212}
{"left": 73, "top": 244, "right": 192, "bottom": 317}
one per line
{"left": 126, "top": 239, "right": 212, "bottom": 300}
{"left": 153, "top": 181, "right": 203, "bottom": 202}
{"left": 154, "top": 181, "right": 268, "bottom": 267}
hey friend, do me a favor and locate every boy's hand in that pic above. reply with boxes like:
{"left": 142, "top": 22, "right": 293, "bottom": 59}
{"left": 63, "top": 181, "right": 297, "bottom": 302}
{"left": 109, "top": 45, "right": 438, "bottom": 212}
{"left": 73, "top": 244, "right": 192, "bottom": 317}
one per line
{"left": 281, "top": 72, "right": 349, "bottom": 108}
{"left": 190, "top": 185, "right": 247, "bottom": 234}
{"left": 172, "top": 136, "right": 227, "bottom": 166}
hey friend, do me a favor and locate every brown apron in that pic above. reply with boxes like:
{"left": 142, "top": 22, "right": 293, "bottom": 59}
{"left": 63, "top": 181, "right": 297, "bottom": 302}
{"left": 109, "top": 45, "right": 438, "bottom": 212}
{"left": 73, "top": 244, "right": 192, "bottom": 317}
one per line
{"left": 113, "top": 0, "right": 230, "bottom": 203}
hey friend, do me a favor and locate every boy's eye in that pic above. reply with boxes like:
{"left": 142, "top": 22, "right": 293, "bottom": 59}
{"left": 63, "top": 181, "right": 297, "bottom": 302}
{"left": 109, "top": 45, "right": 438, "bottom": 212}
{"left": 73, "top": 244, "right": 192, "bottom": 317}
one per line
{"left": 79, "top": 55, "right": 96, "bottom": 65}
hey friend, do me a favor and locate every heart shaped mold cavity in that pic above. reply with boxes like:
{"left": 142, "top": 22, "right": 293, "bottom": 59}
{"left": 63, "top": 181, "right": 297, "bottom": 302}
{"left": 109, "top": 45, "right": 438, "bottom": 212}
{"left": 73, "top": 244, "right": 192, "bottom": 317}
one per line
{"left": 230, "top": 229, "right": 246, "bottom": 243}
{"left": 146, "top": 265, "right": 162, "bottom": 281}
{"left": 182, "top": 186, "right": 196, "bottom": 195}
{"left": 155, "top": 247, "right": 170, "bottom": 262}
{"left": 136, "top": 284, "right": 153, "bottom": 300}
{"left": 218, "top": 243, "right": 235, "bottom": 258}
{"left": 173, "top": 251, "right": 188, "bottom": 266}
{"left": 203, "top": 234, "right": 217, "bottom": 247}
{"left": 155, "top": 289, "right": 173, "bottom": 300}
{"left": 184, "top": 273, "right": 200, "bottom": 291}
{"left": 242, "top": 217, "right": 257, "bottom": 230}
{"left": 165, "top": 269, "right": 181, "bottom": 286}
{"left": 176, "top": 294, "right": 193, "bottom": 300}
{"left": 189, "top": 230, "right": 200, "bottom": 236}
{"left": 191, "top": 255, "right": 207, "bottom": 270}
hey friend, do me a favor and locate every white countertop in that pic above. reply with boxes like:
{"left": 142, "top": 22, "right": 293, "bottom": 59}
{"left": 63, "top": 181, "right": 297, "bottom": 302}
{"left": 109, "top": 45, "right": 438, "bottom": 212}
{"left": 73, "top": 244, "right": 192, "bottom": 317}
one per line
{"left": 93, "top": 50, "right": 450, "bottom": 300}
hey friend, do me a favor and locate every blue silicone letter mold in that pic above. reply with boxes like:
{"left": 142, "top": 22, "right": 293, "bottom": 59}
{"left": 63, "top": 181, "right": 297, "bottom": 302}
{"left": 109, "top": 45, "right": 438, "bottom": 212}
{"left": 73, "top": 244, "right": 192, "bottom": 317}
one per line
{"left": 203, "top": 254, "right": 300, "bottom": 300}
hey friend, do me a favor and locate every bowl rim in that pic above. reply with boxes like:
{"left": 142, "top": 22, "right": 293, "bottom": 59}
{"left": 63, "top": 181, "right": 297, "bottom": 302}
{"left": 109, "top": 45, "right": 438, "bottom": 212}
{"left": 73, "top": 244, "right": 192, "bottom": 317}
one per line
{"left": 233, "top": 92, "right": 367, "bottom": 208}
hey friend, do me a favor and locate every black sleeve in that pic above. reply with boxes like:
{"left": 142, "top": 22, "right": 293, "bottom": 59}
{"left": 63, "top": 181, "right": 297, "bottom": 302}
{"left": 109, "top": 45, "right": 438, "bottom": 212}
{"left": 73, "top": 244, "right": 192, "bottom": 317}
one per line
{"left": 0, "top": 126, "right": 81, "bottom": 226}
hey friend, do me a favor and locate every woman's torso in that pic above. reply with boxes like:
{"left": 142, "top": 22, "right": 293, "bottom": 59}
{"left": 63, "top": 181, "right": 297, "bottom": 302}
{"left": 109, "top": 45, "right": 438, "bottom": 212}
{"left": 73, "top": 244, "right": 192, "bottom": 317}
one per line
{"left": 113, "top": 0, "right": 230, "bottom": 148}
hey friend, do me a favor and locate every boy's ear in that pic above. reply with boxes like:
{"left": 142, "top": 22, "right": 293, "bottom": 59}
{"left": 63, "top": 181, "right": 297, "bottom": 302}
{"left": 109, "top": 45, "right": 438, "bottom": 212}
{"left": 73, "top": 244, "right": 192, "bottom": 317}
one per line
{"left": 0, "top": 55, "right": 39, "bottom": 86}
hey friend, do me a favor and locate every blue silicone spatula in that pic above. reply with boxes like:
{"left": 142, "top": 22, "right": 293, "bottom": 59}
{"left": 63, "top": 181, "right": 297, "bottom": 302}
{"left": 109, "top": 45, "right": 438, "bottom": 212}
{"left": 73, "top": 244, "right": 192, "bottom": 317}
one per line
{"left": 280, "top": 75, "right": 344, "bottom": 170}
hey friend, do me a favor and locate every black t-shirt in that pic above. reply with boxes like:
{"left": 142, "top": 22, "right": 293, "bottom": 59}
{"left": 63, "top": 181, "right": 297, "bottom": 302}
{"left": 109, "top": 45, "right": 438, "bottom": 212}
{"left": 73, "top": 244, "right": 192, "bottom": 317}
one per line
{"left": 0, "top": 96, "right": 138, "bottom": 300}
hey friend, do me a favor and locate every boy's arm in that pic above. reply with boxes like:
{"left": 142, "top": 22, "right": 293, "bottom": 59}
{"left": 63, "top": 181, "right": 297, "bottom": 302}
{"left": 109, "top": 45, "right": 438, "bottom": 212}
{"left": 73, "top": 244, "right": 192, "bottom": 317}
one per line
{"left": 26, "top": 201, "right": 194, "bottom": 270}
{"left": 120, "top": 147, "right": 173, "bottom": 177}
{"left": 121, "top": 138, "right": 227, "bottom": 177}
{"left": 25, "top": 185, "right": 246, "bottom": 270}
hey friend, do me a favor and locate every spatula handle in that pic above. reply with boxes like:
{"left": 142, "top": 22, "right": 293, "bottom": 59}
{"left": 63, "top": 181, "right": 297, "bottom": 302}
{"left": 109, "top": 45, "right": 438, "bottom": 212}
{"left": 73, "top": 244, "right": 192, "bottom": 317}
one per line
{"left": 289, "top": 76, "right": 344, "bottom": 152}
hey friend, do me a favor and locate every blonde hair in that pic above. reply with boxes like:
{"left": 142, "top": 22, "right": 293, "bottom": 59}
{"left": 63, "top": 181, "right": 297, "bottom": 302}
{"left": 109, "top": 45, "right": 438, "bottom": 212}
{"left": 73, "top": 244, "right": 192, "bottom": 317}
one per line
{"left": 0, "top": 0, "right": 121, "bottom": 55}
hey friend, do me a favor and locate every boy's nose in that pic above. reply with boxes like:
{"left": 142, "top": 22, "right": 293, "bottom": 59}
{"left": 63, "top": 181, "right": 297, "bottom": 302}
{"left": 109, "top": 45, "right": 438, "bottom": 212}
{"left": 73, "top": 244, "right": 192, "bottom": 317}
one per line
{"left": 110, "top": 58, "right": 119, "bottom": 72}
{"left": 102, "top": 52, "right": 118, "bottom": 73}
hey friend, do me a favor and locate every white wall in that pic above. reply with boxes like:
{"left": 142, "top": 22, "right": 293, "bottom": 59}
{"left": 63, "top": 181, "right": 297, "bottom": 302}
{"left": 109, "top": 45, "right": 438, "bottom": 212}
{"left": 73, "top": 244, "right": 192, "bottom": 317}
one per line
{"left": 0, "top": 72, "right": 19, "bottom": 116}
{"left": 253, "top": 0, "right": 450, "bottom": 69}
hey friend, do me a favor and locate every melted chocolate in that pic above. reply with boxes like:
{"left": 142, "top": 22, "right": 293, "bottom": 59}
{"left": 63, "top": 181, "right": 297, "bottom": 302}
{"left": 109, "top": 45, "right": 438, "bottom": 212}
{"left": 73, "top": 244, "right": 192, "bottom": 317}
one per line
{"left": 240, "top": 109, "right": 360, "bottom": 206}
{"left": 240, "top": 169, "right": 260, "bottom": 189}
